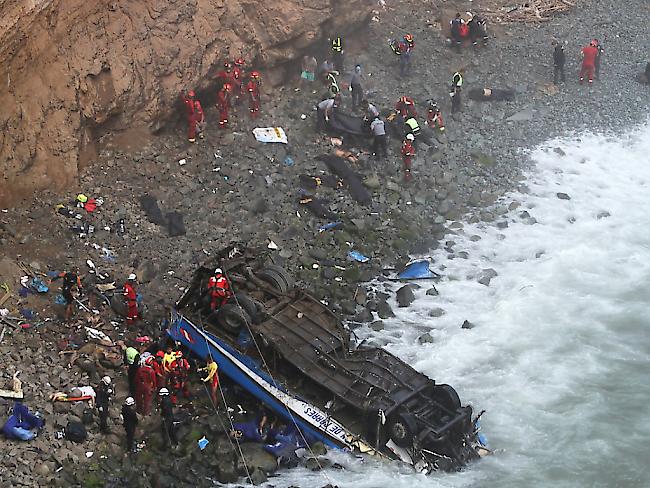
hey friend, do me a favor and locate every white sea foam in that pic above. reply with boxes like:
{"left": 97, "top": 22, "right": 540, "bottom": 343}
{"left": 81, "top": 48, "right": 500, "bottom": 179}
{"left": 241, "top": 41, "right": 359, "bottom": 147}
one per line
{"left": 259, "top": 122, "right": 650, "bottom": 488}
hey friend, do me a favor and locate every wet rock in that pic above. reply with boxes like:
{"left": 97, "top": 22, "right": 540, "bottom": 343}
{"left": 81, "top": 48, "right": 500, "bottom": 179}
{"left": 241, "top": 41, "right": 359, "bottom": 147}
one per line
{"left": 249, "top": 468, "right": 268, "bottom": 485}
{"left": 553, "top": 147, "right": 566, "bottom": 156}
{"left": 354, "top": 307, "right": 373, "bottom": 323}
{"left": 238, "top": 445, "right": 278, "bottom": 474}
{"left": 496, "top": 221, "right": 508, "bottom": 229}
{"left": 597, "top": 210, "right": 610, "bottom": 219}
{"left": 370, "top": 320, "right": 384, "bottom": 331}
{"left": 427, "top": 307, "right": 445, "bottom": 318}
{"left": 425, "top": 286, "right": 439, "bottom": 296}
{"left": 418, "top": 333, "right": 434, "bottom": 344}
{"left": 375, "top": 300, "right": 394, "bottom": 319}
{"left": 461, "top": 320, "right": 475, "bottom": 329}
{"left": 396, "top": 285, "right": 415, "bottom": 307}
{"left": 310, "top": 442, "right": 327, "bottom": 456}
{"left": 477, "top": 268, "right": 498, "bottom": 286}
{"left": 556, "top": 192, "right": 571, "bottom": 200}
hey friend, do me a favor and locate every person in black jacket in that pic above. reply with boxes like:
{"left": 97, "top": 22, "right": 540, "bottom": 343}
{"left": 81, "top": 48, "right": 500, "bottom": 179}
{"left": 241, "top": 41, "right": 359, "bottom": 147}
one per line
{"left": 122, "top": 397, "right": 138, "bottom": 452}
{"left": 158, "top": 388, "right": 178, "bottom": 449}
{"left": 96, "top": 376, "right": 114, "bottom": 433}
{"left": 552, "top": 40, "right": 566, "bottom": 85}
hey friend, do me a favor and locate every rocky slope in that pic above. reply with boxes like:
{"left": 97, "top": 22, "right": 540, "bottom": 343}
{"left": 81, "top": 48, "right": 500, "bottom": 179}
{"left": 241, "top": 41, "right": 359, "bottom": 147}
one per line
{"left": 0, "top": 0, "right": 371, "bottom": 206}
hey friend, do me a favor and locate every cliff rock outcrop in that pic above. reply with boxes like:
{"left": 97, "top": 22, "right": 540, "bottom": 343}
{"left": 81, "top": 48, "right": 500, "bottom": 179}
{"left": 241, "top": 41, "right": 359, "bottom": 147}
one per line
{"left": 0, "top": 0, "right": 371, "bottom": 206}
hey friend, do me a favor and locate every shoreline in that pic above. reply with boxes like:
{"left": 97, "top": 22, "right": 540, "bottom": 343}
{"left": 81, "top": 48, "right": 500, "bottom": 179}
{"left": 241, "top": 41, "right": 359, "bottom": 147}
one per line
{"left": 1, "top": 0, "right": 649, "bottom": 486}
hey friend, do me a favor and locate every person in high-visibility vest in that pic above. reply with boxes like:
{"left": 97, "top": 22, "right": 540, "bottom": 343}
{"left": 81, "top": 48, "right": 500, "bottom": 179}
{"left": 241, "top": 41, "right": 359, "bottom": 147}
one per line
{"left": 404, "top": 117, "right": 421, "bottom": 139}
{"left": 199, "top": 358, "right": 219, "bottom": 406}
{"left": 330, "top": 35, "right": 344, "bottom": 72}
{"left": 450, "top": 69, "right": 464, "bottom": 114}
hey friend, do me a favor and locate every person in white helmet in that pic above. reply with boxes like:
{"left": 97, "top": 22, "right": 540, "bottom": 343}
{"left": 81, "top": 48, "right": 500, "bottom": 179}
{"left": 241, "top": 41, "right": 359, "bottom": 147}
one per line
{"left": 122, "top": 397, "right": 138, "bottom": 452}
{"left": 123, "top": 273, "right": 139, "bottom": 325}
{"left": 96, "top": 376, "right": 113, "bottom": 433}
{"left": 401, "top": 133, "right": 416, "bottom": 182}
{"left": 207, "top": 267, "right": 232, "bottom": 312}
{"left": 158, "top": 388, "right": 178, "bottom": 448}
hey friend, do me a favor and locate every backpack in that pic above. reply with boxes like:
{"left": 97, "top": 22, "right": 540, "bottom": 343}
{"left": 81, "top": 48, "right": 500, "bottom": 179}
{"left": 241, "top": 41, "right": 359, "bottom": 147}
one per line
{"left": 65, "top": 421, "right": 87, "bottom": 443}
{"left": 459, "top": 23, "right": 469, "bottom": 38}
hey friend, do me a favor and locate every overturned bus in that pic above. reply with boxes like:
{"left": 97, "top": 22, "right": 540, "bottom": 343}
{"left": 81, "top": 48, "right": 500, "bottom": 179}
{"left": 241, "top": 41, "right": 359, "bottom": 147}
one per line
{"left": 169, "top": 245, "right": 488, "bottom": 472}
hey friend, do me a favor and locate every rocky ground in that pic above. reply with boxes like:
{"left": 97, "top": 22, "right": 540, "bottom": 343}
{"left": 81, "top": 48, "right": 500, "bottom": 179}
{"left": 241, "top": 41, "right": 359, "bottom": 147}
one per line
{"left": 1, "top": 0, "right": 649, "bottom": 486}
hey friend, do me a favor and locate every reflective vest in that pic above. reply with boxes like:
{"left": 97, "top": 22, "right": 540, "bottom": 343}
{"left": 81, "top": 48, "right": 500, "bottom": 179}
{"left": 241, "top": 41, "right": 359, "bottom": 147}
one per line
{"left": 125, "top": 347, "right": 139, "bottom": 365}
{"left": 327, "top": 73, "right": 340, "bottom": 95}
{"left": 452, "top": 72, "right": 463, "bottom": 89}
{"left": 331, "top": 37, "right": 342, "bottom": 53}
{"left": 405, "top": 117, "right": 420, "bottom": 136}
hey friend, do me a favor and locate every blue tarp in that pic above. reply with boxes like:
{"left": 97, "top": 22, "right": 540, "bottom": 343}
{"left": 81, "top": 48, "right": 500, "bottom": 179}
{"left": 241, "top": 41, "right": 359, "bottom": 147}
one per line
{"left": 2, "top": 403, "right": 44, "bottom": 441}
{"left": 397, "top": 259, "right": 437, "bottom": 280}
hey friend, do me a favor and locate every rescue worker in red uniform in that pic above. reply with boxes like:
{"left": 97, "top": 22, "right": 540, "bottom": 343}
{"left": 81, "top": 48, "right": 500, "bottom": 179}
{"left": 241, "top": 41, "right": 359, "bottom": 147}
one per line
{"left": 180, "top": 90, "right": 198, "bottom": 143}
{"left": 401, "top": 133, "right": 416, "bottom": 182}
{"left": 246, "top": 71, "right": 261, "bottom": 119}
{"left": 395, "top": 96, "right": 417, "bottom": 119}
{"left": 426, "top": 99, "right": 445, "bottom": 133}
{"left": 207, "top": 268, "right": 232, "bottom": 311}
{"left": 579, "top": 40, "right": 599, "bottom": 85}
{"left": 169, "top": 351, "right": 191, "bottom": 405}
{"left": 216, "top": 84, "right": 233, "bottom": 129}
{"left": 232, "top": 58, "right": 245, "bottom": 100}
{"left": 134, "top": 358, "right": 157, "bottom": 415}
{"left": 152, "top": 351, "right": 167, "bottom": 389}
{"left": 123, "top": 273, "right": 139, "bottom": 326}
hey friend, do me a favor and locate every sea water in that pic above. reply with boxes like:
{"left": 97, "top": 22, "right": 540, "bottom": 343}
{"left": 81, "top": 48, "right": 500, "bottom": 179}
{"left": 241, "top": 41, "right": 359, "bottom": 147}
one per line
{"left": 268, "top": 121, "right": 650, "bottom": 488}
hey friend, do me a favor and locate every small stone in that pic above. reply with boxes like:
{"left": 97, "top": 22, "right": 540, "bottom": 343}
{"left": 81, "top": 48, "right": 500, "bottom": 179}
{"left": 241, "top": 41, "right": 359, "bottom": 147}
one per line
{"left": 553, "top": 147, "right": 566, "bottom": 156}
{"left": 376, "top": 300, "right": 394, "bottom": 319}
{"left": 425, "top": 286, "right": 439, "bottom": 296}
{"left": 477, "top": 268, "right": 498, "bottom": 286}
{"left": 418, "top": 332, "right": 435, "bottom": 344}
{"left": 556, "top": 192, "right": 571, "bottom": 200}
{"left": 370, "top": 320, "right": 384, "bottom": 331}
{"left": 428, "top": 307, "right": 445, "bottom": 318}
{"left": 461, "top": 320, "right": 475, "bottom": 329}
{"left": 596, "top": 210, "right": 610, "bottom": 219}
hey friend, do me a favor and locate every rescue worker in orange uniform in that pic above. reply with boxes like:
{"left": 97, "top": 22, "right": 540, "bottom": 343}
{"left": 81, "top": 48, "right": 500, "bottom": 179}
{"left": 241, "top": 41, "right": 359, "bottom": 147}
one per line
{"left": 123, "top": 273, "right": 139, "bottom": 326}
{"left": 246, "top": 71, "right": 261, "bottom": 118}
{"left": 233, "top": 58, "right": 246, "bottom": 100}
{"left": 395, "top": 96, "right": 417, "bottom": 119}
{"left": 152, "top": 351, "right": 167, "bottom": 389}
{"left": 207, "top": 268, "right": 232, "bottom": 311}
{"left": 134, "top": 357, "right": 157, "bottom": 415}
{"left": 216, "top": 84, "right": 233, "bottom": 129}
{"left": 579, "top": 40, "right": 599, "bottom": 85}
{"left": 169, "top": 351, "right": 191, "bottom": 405}
{"left": 401, "top": 133, "right": 416, "bottom": 182}
{"left": 180, "top": 90, "right": 200, "bottom": 143}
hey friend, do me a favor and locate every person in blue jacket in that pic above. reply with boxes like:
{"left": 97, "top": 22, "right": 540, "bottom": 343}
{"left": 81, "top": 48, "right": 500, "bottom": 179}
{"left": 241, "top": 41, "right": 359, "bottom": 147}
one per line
{"left": 2, "top": 402, "right": 45, "bottom": 441}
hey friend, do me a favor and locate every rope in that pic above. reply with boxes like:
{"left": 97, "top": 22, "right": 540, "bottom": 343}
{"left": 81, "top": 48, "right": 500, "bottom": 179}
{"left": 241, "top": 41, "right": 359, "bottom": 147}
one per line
{"left": 195, "top": 310, "right": 254, "bottom": 484}
{"left": 224, "top": 269, "right": 334, "bottom": 485}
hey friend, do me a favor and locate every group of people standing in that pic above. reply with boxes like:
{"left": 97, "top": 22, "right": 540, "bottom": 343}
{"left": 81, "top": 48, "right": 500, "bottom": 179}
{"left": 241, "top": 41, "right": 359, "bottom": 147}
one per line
{"left": 179, "top": 58, "right": 263, "bottom": 143}
{"left": 552, "top": 38, "right": 605, "bottom": 86}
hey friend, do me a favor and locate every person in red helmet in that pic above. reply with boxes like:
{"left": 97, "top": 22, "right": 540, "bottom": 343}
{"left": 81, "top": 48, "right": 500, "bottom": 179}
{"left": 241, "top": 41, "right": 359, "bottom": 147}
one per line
{"left": 152, "top": 351, "right": 167, "bottom": 389}
{"left": 246, "top": 71, "right": 261, "bottom": 118}
{"left": 180, "top": 90, "right": 198, "bottom": 143}
{"left": 579, "top": 40, "right": 599, "bottom": 85}
{"left": 231, "top": 58, "right": 245, "bottom": 101}
{"left": 216, "top": 84, "right": 232, "bottom": 128}
{"left": 401, "top": 133, "right": 416, "bottom": 182}
{"left": 123, "top": 274, "right": 139, "bottom": 326}
{"left": 395, "top": 96, "right": 417, "bottom": 119}
{"left": 207, "top": 268, "right": 232, "bottom": 311}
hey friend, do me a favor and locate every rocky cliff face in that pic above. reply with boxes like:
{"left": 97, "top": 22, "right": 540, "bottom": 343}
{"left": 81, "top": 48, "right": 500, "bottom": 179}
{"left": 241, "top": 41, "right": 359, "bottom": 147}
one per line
{"left": 0, "top": 0, "right": 371, "bottom": 206}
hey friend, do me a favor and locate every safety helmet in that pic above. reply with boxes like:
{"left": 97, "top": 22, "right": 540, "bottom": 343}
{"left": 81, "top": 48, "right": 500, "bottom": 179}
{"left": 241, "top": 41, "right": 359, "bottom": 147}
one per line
{"left": 406, "top": 133, "right": 415, "bottom": 141}
{"left": 125, "top": 397, "right": 135, "bottom": 406}
{"left": 354, "top": 64, "right": 361, "bottom": 72}
{"left": 159, "top": 388, "right": 169, "bottom": 396}
{"left": 232, "top": 429, "right": 243, "bottom": 439}
{"left": 590, "top": 39, "right": 597, "bottom": 47}
{"left": 176, "top": 351, "right": 183, "bottom": 358}
{"left": 223, "top": 83, "right": 232, "bottom": 92}
{"left": 188, "top": 90, "right": 196, "bottom": 98}
{"left": 427, "top": 99, "right": 438, "bottom": 108}
{"left": 224, "top": 61, "right": 232, "bottom": 69}
{"left": 156, "top": 350, "right": 165, "bottom": 358}
{"left": 250, "top": 71, "right": 261, "bottom": 79}
{"left": 404, "top": 33, "right": 413, "bottom": 42}
{"left": 214, "top": 267, "right": 223, "bottom": 274}
{"left": 128, "top": 273, "right": 136, "bottom": 281}
{"left": 101, "top": 375, "right": 112, "bottom": 385}
{"left": 234, "top": 58, "right": 245, "bottom": 66}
